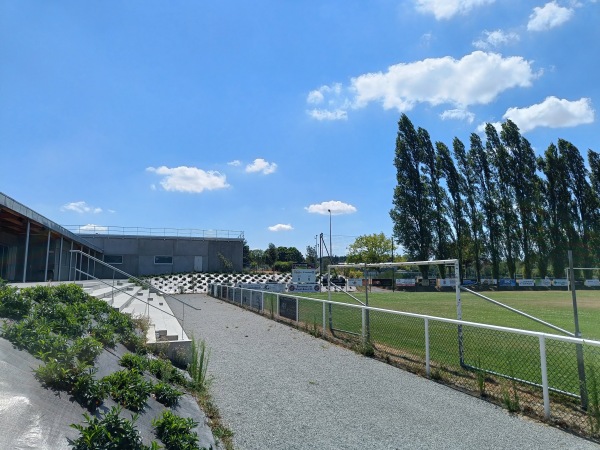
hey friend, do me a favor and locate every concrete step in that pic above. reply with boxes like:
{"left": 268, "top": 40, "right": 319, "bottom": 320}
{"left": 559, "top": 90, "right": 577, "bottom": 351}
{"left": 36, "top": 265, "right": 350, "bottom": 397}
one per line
{"left": 112, "top": 286, "right": 143, "bottom": 311}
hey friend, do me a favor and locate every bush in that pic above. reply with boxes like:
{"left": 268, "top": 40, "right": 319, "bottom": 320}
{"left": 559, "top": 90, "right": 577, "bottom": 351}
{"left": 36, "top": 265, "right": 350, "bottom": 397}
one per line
{"left": 70, "top": 406, "right": 157, "bottom": 450}
{"left": 72, "top": 368, "right": 108, "bottom": 411}
{"left": 153, "top": 410, "right": 199, "bottom": 450}
{"left": 0, "top": 285, "right": 31, "bottom": 319}
{"left": 153, "top": 382, "right": 183, "bottom": 407}
{"left": 272, "top": 261, "right": 293, "bottom": 273}
{"left": 103, "top": 369, "right": 152, "bottom": 412}
{"left": 119, "top": 353, "right": 147, "bottom": 372}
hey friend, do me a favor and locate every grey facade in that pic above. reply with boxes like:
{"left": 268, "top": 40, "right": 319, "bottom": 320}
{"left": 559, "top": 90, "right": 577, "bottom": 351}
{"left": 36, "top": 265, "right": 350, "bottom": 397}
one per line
{"left": 0, "top": 192, "right": 243, "bottom": 282}
{"left": 83, "top": 235, "right": 243, "bottom": 278}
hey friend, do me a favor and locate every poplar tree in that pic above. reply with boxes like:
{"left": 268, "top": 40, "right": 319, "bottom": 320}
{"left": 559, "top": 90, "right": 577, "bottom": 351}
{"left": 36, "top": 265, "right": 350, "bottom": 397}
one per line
{"left": 390, "top": 114, "right": 433, "bottom": 278}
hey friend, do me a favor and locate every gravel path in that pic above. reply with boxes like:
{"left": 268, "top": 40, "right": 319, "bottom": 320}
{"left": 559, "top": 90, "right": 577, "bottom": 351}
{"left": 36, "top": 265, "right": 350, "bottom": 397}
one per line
{"left": 167, "top": 294, "right": 600, "bottom": 450}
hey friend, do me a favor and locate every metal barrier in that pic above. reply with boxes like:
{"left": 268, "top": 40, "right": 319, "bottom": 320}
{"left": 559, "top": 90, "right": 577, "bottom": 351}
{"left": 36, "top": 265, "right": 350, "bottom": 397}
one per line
{"left": 208, "top": 283, "right": 600, "bottom": 440}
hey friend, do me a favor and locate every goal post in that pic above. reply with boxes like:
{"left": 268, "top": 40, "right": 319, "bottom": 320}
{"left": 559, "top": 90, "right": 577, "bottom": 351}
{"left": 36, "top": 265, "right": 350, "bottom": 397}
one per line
{"left": 326, "top": 259, "right": 464, "bottom": 365}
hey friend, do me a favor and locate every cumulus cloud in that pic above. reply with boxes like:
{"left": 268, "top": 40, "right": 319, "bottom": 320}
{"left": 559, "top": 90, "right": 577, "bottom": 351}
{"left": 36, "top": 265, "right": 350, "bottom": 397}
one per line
{"left": 146, "top": 166, "right": 229, "bottom": 193}
{"left": 227, "top": 160, "right": 241, "bottom": 167}
{"left": 61, "top": 201, "right": 102, "bottom": 214}
{"left": 440, "top": 109, "right": 475, "bottom": 123}
{"left": 305, "top": 201, "right": 357, "bottom": 215}
{"left": 473, "top": 30, "right": 520, "bottom": 49}
{"left": 307, "top": 52, "right": 538, "bottom": 120}
{"left": 268, "top": 224, "right": 294, "bottom": 232}
{"left": 502, "top": 97, "right": 594, "bottom": 132}
{"left": 527, "top": 1, "right": 574, "bottom": 31}
{"left": 351, "top": 51, "right": 537, "bottom": 111}
{"left": 79, "top": 224, "right": 108, "bottom": 233}
{"left": 415, "top": 0, "right": 495, "bottom": 19}
{"left": 245, "top": 158, "right": 277, "bottom": 175}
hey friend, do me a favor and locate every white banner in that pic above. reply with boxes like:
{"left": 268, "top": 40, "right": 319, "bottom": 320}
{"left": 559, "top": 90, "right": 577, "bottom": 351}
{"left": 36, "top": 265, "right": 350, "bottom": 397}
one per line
{"left": 538, "top": 279, "right": 551, "bottom": 287}
{"left": 396, "top": 278, "right": 416, "bottom": 287}
{"left": 287, "top": 283, "right": 321, "bottom": 293}
{"left": 584, "top": 279, "right": 600, "bottom": 287}
{"left": 237, "top": 283, "right": 265, "bottom": 290}
{"left": 263, "top": 283, "right": 286, "bottom": 293}
{"left": 517, "top": 279, "right": 535, "bottom": 287}
{"left": 552, "top": 279, "right": 568, "bottom": 287}
{"left": 481, "top": 279, "right": 497, "bottom": 285}
{"left": 438, "top": 278, "right": 457, "bottom": 287}
{"left": 347, "top": 278, "right": 363, "bottom": 287}
{"left": 291, "top": 269, "right": 317, "bottom": 284}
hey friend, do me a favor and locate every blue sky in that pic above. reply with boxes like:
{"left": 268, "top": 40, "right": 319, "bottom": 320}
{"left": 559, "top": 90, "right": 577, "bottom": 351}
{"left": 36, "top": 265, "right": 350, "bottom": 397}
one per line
{"left": 1, "top": 1, "right": 598, "bottom": 256}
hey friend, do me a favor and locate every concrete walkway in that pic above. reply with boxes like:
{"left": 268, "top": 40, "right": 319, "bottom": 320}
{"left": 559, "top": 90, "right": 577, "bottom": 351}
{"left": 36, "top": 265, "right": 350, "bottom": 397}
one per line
{"left": 168, "top": 294, "right": 600, "bottom": 450}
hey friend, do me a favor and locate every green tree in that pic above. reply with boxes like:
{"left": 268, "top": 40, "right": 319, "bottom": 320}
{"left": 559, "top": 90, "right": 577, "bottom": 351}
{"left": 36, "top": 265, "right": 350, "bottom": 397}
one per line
{"left": 242, "top": 239, "right": 251, "bottom": 268}
{"left": 265, "top": 243, "right": 278, "bottom": 268}
{"left": 249, "top": 249, "right": 265, "bottom": 270}
{"left": 470, "top": 132, "right": 501, "bottom": 280}
{"left": 347, "top": 233, "right": 394, "bottom": 264}
{"left": 305, "top": 245, "right": 318, "bottom": 267}
{"left": 276, "top": 246, "right": 305, "bottom": 263}
{"left": 390, "top": 114, "right": 433, "bottom": 278}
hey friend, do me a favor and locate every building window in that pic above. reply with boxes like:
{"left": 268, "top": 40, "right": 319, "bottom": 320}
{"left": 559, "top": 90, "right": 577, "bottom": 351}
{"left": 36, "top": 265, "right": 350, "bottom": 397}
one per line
{"left": 154, "top": 256, "right": 173, "bottom": 265}
{"left": 104, "top": 255, "right": 123, "bottom": 265}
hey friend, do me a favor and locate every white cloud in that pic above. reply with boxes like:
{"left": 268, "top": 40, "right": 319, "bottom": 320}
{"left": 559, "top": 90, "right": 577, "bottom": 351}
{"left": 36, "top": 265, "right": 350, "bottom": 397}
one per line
{"left": 527, "top": 2, "right": 574, "bottom": 31}
{"left": 305, "top": 200, "right": 357, "bottom": 215}
{"left": 227, "top": 160, "right": 241, "bottom": 167}
{"left": 146, "top": 166, "right": 229, "bottom": 193}
{"left": 351, "top": 51, "right": 537, "bottom": 111}
{"left": 307, "top": 109, "right": 348, "bottom": 121}
{"left": 440, "top": 109, "right": 475, "bottom": 123}
{"left": 80, "top": 224, "right": 108, "bottom": 233}
{"left": 245, "top": 158, "right": 277, "bottom": 175}
{"left": 502, "top": 97, "right": 594, "bottom": 132}
{"left": 415, "top": 0, "right": 495, "bottom": 19}
{"left": 306, "top": 83, "right": 342, "bottom": 105}
{"left": 61, "top": 201, "right": 102, "bottom": 214}
{"left": 473, "top": 29, "right": 520, "bottom": 49}
{"left": 268, "top": 224, "right": 294, "bottom": 232}
{"left": 307, "top": 52, "right": 538, "bottom": 120}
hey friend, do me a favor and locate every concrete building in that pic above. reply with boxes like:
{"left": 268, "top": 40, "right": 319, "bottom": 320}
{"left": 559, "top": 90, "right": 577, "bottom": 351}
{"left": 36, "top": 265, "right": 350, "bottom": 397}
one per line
{"left": 0, "top": 192, "right": 244, "bottom": 282}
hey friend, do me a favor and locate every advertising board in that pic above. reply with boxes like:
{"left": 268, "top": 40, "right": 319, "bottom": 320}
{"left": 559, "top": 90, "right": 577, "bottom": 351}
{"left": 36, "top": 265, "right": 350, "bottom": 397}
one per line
{"left": 537, "top": 279, "right": 551, "bottom": 287}
{"left": 396, "top": 278, "right": 416, "bottom": 287}
{"left": 552, "top": 279, "right": 568, "bottom": 287}
{"left": 517, "top": 279, "right": 535, "bottom": 287}
{"left": 291, "top": 268, "right": 317, "bottom": 284}
{"left": 584, "top": 279, "right": 600, "bottom": 287}
{"left": 287, "top": 283, "right": 321, "bottom": 293}
{"left": 263, "top": 283, "right": 286, "bottom": 293}
{"left": 499, "top": 278, "right": 516, "bottom": 287}
{"left": 438, "top": 278, "right": 457, "bottom": 287}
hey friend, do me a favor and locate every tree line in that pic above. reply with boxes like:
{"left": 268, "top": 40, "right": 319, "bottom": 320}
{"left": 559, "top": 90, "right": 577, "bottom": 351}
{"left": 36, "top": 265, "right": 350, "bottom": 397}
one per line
{"left": 391, "top": 114, "right": 600, "bottom": 280}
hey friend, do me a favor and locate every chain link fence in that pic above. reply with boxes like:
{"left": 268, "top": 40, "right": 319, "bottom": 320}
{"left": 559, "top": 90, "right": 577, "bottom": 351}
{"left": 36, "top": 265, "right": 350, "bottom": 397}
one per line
{"left": 208, "top": 283, "right": 600, "bottom": 441}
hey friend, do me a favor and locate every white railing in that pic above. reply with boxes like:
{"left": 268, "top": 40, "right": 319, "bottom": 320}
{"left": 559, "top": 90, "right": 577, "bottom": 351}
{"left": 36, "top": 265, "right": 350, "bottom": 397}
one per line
{"left": 65, "top": 225, "right": 244, "bottom": 239}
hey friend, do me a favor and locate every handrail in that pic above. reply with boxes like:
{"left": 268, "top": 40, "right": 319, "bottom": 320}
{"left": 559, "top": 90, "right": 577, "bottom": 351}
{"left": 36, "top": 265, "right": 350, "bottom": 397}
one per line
{"left": 74, "top": 268, "right": 179, "bottom": 322}
{"left": 65, "top": 225, "right": 244, "bottom": 239}
{"left": 70, "top": 250, "right": 202, "bottom": 312}
{"left": 210, "top": 283, "right": 600, "bottom": 347}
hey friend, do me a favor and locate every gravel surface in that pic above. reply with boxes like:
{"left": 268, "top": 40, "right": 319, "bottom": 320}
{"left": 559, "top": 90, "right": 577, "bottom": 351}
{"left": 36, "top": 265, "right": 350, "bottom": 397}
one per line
{"left": 168, "top": 294, "right": 600, "bottom": 450}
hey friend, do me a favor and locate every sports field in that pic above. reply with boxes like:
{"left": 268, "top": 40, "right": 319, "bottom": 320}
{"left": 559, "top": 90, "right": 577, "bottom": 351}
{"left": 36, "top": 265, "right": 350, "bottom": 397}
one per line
{"left": 299, "top": 288, "right": 600, "bottom": 340}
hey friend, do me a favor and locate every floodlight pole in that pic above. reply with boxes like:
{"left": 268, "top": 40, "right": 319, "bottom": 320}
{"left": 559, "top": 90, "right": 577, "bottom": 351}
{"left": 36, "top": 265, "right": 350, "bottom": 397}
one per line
{"left": 391, "top": 235, "right": 395, "bottom": 292}
{"left": 569, "top": 250, "right": 588, "bottom": 410}
{"left": 328, "top": 210, "right": 333, "bottom": 331}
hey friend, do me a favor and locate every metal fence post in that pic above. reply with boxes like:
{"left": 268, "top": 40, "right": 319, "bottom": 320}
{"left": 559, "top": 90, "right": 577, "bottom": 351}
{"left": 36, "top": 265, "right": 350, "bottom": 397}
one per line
{"left": 276, "top": 293, "right": 279, "bottom": 316}
{"left": 261, "top": 291, "right": 264, "bottom": 312}
{"left": 539, "top": 336, "right": 550, "bottom": 419}
{"left": 361, "top": 306, "right": 366, "bottom": 343}
{"left": 425, "top": 318, "right": 430, "bottom": 377}
{"left": 322, "top": 302, "right": 326, "bottom": 337}
{"left": 296, "top": 296, "right": 299, "bottom": 325}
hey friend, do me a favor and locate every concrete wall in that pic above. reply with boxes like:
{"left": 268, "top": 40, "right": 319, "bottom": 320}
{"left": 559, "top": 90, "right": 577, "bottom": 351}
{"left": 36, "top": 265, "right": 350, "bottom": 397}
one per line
{"left": 82, "top": 235, "right": 243, "bottom": 278}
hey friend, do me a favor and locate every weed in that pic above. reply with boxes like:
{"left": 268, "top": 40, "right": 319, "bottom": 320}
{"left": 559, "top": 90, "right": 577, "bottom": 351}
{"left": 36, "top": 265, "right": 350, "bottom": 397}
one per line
{"left": 153, "top": 410, "right": 200, "bottom": 450}
{"left": 188, "top": 338, "right": 210, "bottom": 392}
{"left": 587, "top": 364, "right": 600, "bottom": 435}
{"left": 475, "top": 358, "right": 486, "bottom": 397}
{"left": 70, "top": 406, "right": 157, "bottom": 450}
{"left": 355, "top": 340, "right": 375, "bottom": 357}
{"left": 153, "top": 382, "right": 183, "bottom": 407}
{"left": 148, "top": 357, "right": 187, "bottom": 386}
{"left": 103, "top": 369, "right": 152, "bottom": 412}
{"left": 501, "top": 380, "right": 520, "bottom": 412}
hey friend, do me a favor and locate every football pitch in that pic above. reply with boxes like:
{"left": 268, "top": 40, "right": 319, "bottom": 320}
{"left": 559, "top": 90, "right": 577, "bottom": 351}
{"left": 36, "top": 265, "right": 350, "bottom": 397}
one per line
{"left": 299, "top": 288, "right": 600, "bottom": 340}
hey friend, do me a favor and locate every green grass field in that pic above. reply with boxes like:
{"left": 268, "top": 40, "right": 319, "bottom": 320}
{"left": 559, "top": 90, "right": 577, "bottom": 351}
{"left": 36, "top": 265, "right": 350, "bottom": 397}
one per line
{"left": 298, "top": 288, "right": 600, "bottom": 340}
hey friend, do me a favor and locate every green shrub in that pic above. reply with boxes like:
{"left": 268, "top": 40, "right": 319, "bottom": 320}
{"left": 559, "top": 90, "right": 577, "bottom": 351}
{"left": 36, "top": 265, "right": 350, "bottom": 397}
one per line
{"left": 188, "top": 339, "right": 210, "bottom": 392}
{"left": 103, "top": 369, "right": 152, "bottom": 412}
{"left": 153, "top": 382, "right": 183, "bottom": 407}
{"left": 0, "top": 285, "right": 31, "bottom": 319}
{"left": 73, "top": 336, "right": 103, "bottom": 365}
{"left": 72, "top": 368, "right": 108, "bottom": 411}
{"left": 148, "top": 358, "right": 187, "bottom": 386}
{"left": 119, "top": 353, "right": 147, "bottom": 372}
{"left": 92, "top": 323, "right": 118, "bottom": 348}
{"left": 70, "top": 406, "right": 158, "bottom": 450}
{"left": 153, "top": 410, "right": 199, "bottom": 450}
